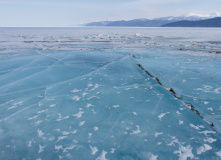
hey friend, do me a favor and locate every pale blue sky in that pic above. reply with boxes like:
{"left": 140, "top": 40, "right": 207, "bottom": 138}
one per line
{"left": 0, "top": 0, "right": 220, "bottom": 27}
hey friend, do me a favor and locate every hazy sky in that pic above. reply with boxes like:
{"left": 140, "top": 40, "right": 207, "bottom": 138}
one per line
{"left": 0, "top": 0, "right": 220, "bottom": 27}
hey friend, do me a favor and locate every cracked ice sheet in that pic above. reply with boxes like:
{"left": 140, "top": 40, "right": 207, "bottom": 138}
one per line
{"left": 136, "top": 47, "right": 221, "bottom": 133}
{"left": 1, "top": 28, "right": 221, "bottom": 159}
{"left": 0, "top": 49, "right": 124, "bottom": 94}
{"left": 1, "top": 53, "right": 221, "bottom": 160}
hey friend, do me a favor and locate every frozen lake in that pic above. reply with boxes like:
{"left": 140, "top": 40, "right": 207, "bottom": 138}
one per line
{"left": 0, "top": 27, "right": 221, "bottom": 159}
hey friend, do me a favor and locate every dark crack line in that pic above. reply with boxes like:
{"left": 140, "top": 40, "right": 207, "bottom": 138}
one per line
{"left": 131, "top": 53, "right": 214, "bottom": 127}
{"left": 178, "top": 48, "right": 221, "bottom": 54}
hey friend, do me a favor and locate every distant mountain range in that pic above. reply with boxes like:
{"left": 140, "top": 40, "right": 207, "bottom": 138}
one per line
{"left": 85, "top": 16, "right": 221, "bottom": 27}
{"left": 162, "top": 17, "right": 221, "bottom": 27}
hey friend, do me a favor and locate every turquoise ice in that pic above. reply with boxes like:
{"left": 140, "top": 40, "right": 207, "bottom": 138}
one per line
{"left": 0, "top": 27, "right": 221, "bottom": 159}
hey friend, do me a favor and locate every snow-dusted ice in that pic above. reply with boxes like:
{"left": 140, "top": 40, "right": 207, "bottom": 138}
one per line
{"left": 0, "top": 27, "right": 221, "bottom": 159}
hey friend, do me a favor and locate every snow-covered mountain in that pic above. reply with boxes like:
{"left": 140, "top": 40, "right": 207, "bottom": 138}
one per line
{"left": 85, "top": 15, "right": 218, "bottom": 27}
{"left": 162, "top": 17, "right": 221, "bottom": 27}
{"left": 153, "top": 16, "right": 210, "bottom": 21}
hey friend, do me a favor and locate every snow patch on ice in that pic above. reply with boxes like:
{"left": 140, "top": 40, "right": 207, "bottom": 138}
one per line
{"left": 49, "top": 104, "right": 56, "bottom": 108}
{"left": 179, "top": 120, "right": 184, "bottom": 125}
{"left": 72, "top": 96, "right": 81, "bottom": 101}
{"left": 196, "top": 85, "right": 213, "bottom": 93}
{"left": 57, "top": 136, "right": 67, "bottom": 142}
{"left": 35, "top": 120, "right": 43, "bottom": 125}
{"left": 86, "top": 103, "right": 94, "bottom": 108}
{"left": 27, "top": 115, "right": 38, "bottom": 120}
{"left": 88, "top": 84, "right": 93, "bottom": 87}
{"left": 63, "top": 145, "right": 76, "bottom": 152}
{"left": 88, "top": 132, "right": 93, "bottom": 138}
{"left": 216, "top": 150, "right": 221, "bottom": 157}
{"left": 37, "top": 109, "right": 48, "bottom": 114}
{"left": 7, "top": 105, "right": 17, "bottom": 110}
{"left": 200, "top": 130, "right": 216, "bottom": 136}
{"left": 168, "top": 137, "right": 179, "bottom": 146}
{"left": 37, "top": 129, "right": 45, "bottom": 139}
{"left": 110, "top": 148, "right": 116, "bottom": 154}
{"left": 112, "top": 105, "right": 120, "bottom": 108}
{"left": 55, "top": 145, "right": 63, "bottom": 151}
{"left": 174, "top": 145, "right": 194, "bottom": 160}
{"left": 71, "top": 89, "right": 81, "bottom": 93}
{"left": 197, "top": 144, "right": 212, "bottom": 155}
{"left": 11, "top": 101, "right": 23, "bottom": 109}
{"left": 79, "top": 121, "right": 86, "bottom": 126}
{"left": 155, "top": 132, "right": 163, "bottom": 137}
{"left": 158, "top": 112, "right": 170, "bottom": 121}
{"left": 204, "top": 137, "right": 217, "bottom": 143}
{"left": 73, "top": 111, "right": 84, "bottom": 118}
{"left": 149, "top": 153, "right": 158, "bottom": 160}
{"left": 96, "top": 150, "right": 108, "bottom": 160}
{"left": 56, "top": 114, "right": 69, "bottom": 121}
{"left": 87, "top": 96, "right": 100, "bottom": 100}
{"left": 62, "top": 131, "right": 70, "bottom": 135}
{"left": 176, "top": 111, "right": 181, "bottom": 116}
{"left": 94, "top": 127, "right": 99, "bottom": 131}
{"left": 38, "top": 102, "right": 43, "bottom": 107}
{"left": 72, "top": 130, "right": 77, "bottom": 134}
{"left": 38, "top": 145, "right": 45, "bottom": 153}
{"left": 130, "top": 125, "right": 141, "bottom": 135}
{"left": 157, "top": 142, "right": 162, "bottom": 145}
{"left": 207, "top": 108, "right": 213, "bottom": 111}
{"left": 82, "top": 92, "right": 88, "bottom": 97}
{"left": 204, "top": 101, "right": 209, "bottom": 105}
{"left": 90, "top": 145, "right": 98, "bottom": 155}
{"left": 94, "top": 83, "right": 100, "bottom": 89}
{"left": 189, "top": 124, "right": 200, "bottom": 130}
{"left": 27, "top": 139, "right": 35, "bottom": 147}
{"left": 214, "top": 87, "right": 221, "bottom": 94}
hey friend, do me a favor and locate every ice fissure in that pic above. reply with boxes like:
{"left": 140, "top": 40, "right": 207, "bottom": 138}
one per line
{"left": 133, "top": 53, "right": 214, "bottom": 127}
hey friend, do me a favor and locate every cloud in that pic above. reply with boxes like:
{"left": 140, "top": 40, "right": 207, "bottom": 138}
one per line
{"left": 185, "top": 12, "right": 221, "bottom": 17}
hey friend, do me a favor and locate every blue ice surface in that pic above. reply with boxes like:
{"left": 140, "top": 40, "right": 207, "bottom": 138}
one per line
{"left": 0, "top": 27, "right": 221, "bottom": 159}
{"left": 136, "top": 44, "right": 221, "bottom": 133}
